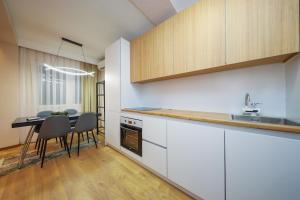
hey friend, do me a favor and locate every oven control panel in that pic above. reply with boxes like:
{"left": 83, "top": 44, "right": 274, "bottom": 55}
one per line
{"left": 120, "top": 117, "right": 143, "bottom": 128}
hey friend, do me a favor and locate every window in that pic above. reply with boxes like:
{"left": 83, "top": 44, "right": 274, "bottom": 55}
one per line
{"left": 39, "top": 65, "right": 81, "bottom": 106}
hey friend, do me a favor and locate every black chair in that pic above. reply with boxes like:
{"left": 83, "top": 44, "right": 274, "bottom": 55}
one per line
{"left": 64, "top": 109, "right": 78, "bottom": 128}
{"left": 38, "top": 115, "right": 71, "bottom": 168}
{"left": 64, "top": 109, "right": 78, "bottom": 115}
{"left": 69, "top": 112, "right": 97, "bottom": 156}
{"left": 34, "top": 111, "right": 53, "bottom": 150}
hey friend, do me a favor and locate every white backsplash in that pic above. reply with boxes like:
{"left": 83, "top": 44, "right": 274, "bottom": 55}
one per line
{"left": 136, "top": 63, "right": 286, "bottom": 117}
{"left": 286, "top": 54, "right": 300, "bottom": 123}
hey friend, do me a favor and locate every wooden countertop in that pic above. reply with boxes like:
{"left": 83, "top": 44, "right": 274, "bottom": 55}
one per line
{"left": 122, "top": 109, "right": 300, "bottom": 134}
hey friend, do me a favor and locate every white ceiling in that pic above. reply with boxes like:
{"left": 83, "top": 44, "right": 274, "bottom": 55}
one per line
{"left": 170, "top": 0, "right": 198, "bottom": 12}
{"left": 129, "top": 0, "right": 176, "bottom": 25}
{"left": 5, "top": 0, "right": 153, "bottom": 64}
{"left": 4, "top": 0, "right": 198, "bottom": 64}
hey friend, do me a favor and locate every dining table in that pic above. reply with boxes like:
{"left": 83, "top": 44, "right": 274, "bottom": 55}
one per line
{"left": 11, "top": 113, "right": 80, "bottom": 168}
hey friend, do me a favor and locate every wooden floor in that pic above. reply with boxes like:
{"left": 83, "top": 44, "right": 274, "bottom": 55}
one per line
{"left": 0, "top": 135, "right": 192, "bottom": 200}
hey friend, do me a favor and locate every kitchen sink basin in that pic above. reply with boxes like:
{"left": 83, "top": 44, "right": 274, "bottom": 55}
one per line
{"left": 231, "top": 115, "right": 300, "bottom": 126}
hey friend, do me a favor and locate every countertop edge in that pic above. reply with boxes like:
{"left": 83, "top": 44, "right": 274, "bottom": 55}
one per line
{"left": 122, "top": 109, "right": 300, "bottom": 134}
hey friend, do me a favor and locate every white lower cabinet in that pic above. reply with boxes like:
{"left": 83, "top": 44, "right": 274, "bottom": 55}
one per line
{"left": 226, "top": 128, "right": 300, "bottom": 200}
{"left": 167, "top": 120, "right": 225, "bottom": 200}
{"left": 143, "top": 116, "right": 167, "bottom": 147}
{"left": 142, "top": 140, "right": 167, "bottom": 177}
{"left": 105, "top": 111, "right": 120, "bottom": 149}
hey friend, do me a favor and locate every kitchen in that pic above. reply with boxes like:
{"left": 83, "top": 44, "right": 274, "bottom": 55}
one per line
{"left": 105, "top": 0, "right": 300, "bottom": 199}
{"left": 0, "top": 0, "right": 300, "bottom": 200}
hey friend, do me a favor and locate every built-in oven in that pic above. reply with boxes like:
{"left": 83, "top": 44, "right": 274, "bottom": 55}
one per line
{"left": 120, "top": 117, "right": 143, "bottom": 156}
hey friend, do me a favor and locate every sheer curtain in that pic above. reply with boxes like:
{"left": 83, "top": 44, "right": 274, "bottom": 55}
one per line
{"left": 19, "top": 47, "right": 82, "bottom": 142}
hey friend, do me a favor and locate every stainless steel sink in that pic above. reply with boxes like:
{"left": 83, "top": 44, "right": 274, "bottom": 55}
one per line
{"left": 231, "top": 115, "right": 300, "bottom": 126}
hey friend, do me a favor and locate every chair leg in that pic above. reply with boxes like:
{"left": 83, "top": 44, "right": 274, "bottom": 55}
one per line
{"left": 59, "top": 137, "right": 63, "bottom": 147}
{"left": 39, "top": 139, "right": 45, "bottom": 158}
{"left": 34, "top": 138, "right": 40, "bottom": 149}
{"left": 91, "top": 130, "right": 98, "bottom": 148}
{"left": 86, "top": 131, "right": 90, "bottom": 143}
{"left": 61, "top": 137, "right": 66, "bottom": 150}
{"left": 37, "top": 139, "right": 42, "bottom": 155}
{"left": 81, "top": 133, "right": 85, "bottom": 141}
{"left": 70, "top": 132, "right": 74, "bottom": 149}
{"left": 55, "top": 137, "right": 58, "bottom": 143}
{"left": 41, "top": 139, "right": 48, "bottom": 168}
{"left": 63, "top": 136, "right": 71, "bottom": 158}
{"left": 77, "top": 132, "right": 80, "bottom": 156}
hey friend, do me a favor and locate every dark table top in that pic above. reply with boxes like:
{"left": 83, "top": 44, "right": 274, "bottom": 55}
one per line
{"left": 11, "top": 114, "right": 81, "bottom": 128}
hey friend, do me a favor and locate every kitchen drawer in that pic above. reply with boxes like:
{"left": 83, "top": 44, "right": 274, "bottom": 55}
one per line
{"left": 143, "top": 116, "right": 167, "bottom": 147}
{"left": 142, "top": 140, "right": 167, "bottom": 177}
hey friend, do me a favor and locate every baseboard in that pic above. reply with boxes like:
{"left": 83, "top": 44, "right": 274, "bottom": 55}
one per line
{"left": 0, "top": 144, "right": 21, "bottom": 151}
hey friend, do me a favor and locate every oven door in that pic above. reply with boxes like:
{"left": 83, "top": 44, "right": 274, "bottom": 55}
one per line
{"left": 120, "top": 124, "right": 142, "bottom": 156}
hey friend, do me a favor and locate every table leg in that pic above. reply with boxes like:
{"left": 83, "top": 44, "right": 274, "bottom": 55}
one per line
{"left": 18, "top": 126, "right": 35, "bottom": 168}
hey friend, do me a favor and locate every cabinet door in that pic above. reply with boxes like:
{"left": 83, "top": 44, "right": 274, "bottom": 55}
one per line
{"left": 140, "top": 30, "right": 154, "bottom": 81}
{"left": 226, "top": 128, "right": 300, "bottom": 200}
{"left": 152, "top": 17, "right": 174, "bottom": 79}
{"left": 174, "top": 0, "right": 226, "bottom": 74}
{"left": 130, "top": 37, "right": 142, "bottom": 82}
{"left": 167, "top": 120, "right": 225, "bottom": 200}
{"left": 105, "top": 111, "right": 120, "bottom": 149}
{"left": 143, "top": 116, "right": 167, "bottom": 147}
{"left": 173, "top": 6, "right": 194, "bottom": 74}
{"left": 226, "top": 0, "right": 299, "bottom": 64}
{"left": 105, "top": 40, "right": 120, "bottom": 112}
{"left": 142, "top": 141, "right": 167, "bottom": 177}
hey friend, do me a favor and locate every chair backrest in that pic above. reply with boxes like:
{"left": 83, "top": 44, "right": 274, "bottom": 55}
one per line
{"left": 39, "top": 116, "right": 71, "bottom": 139}
{"left": 64, "top": 109, "right": 78, "bottom": 115}
{"left": 74, "top": 112, "right": 97, "bottom": 133}
{"left": 37, "top": 110, "right": 53, "bottom": 118}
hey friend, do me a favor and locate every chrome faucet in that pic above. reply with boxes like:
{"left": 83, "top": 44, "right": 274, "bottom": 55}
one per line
{"left": 245, "top": 93, "right": 251, "bottom": 107}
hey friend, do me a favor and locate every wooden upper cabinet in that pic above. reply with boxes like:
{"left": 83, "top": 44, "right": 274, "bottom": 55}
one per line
{"left": 152, "top": 17, "right": 174, "bottom": 79}
{"left": 131, "top": 29, "right": 154, "bottom": 82}
{"left": 130, "top": 37, "right": 142, "bottom": 82}
{"left": 226, "top": 0, "right": 300, "bottom": 64}
{"left": 174, "top": 0, "right": 226, "bottom": 74}
{"left": 131, "top": 0, "right": 300, "bottom": 83}
{"left": 173, "top": 6, "right": 195, "bottom": 74}
{"left": 140, "top": 30, "right": 154, "bottom": 80}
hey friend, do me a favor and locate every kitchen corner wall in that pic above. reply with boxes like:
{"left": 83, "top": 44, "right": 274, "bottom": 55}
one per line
{"left": 286, "top": 54, "right": 300, "bottom": 123}
{"left": 0, "top": 42, "right": 20, "bottom": 148}
{"left": 137, "top": 63, "right": 286, "bottom": 117}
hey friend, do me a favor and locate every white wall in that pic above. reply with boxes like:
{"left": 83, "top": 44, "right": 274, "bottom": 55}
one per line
{"left": 138, "top": 63, "right": 286, "bottom": 117}
{"left": 120, "top": 38, "right": 144, "bottom": 109}
{"left": 0, "top": 42, "right": 20, "bottom": 148}
{"left": 286, "top": 54, "right": 300, "bottom": 123}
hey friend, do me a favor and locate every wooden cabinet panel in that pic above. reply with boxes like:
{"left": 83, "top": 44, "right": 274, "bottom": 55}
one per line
{"left": 193, "top": 0, "right": 226, "bottom": 71}
{"left": 226, "top": 0, "right": 300, "bottom": 64}
{"left": 152, "top": 18, "right": 174, "bottom": 78}
{"left": 174, "top": 0, "right": 226, "bottom": 73}
{"left": 130, "top": 0, "right": 299, "bottom": 83}
{"left": 173, "top": 6, "right": 194, "bottom": 74}
{"left": 130, "top": 37, "right": 142, "bottom": 82}
{"left": 140, "top": 30, "right": 154, "bottom": 80}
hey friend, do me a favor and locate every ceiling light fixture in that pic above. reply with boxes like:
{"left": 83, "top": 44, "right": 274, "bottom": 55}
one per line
{"left": 43, "top": 37, "right": 94, "bottom": 76}
{"left": 44, "top": 64, "right": 95, "bottom": 77}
